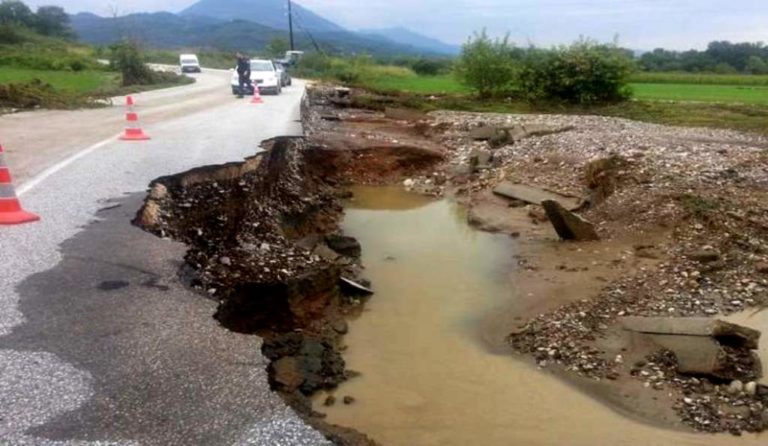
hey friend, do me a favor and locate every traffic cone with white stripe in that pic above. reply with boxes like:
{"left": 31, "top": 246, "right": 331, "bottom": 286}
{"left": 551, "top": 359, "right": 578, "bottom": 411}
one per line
{"left": 251, "top": 83, "right": 264, "bottom": 104}
{"left": 0, "top": 144, "right": 39, "bottom": 225}
{"left": 120, "top": 96, "right": 151, "bottom": 141}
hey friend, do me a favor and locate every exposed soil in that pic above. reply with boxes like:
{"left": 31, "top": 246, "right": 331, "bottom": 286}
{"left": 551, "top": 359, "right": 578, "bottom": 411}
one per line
{"left": 306, "top": 86, "right": 768, "bottom": 435}
{"left": 132, "top": 90, "right": 450, "bottom": 445}
{"left": 134, "top": 84, "right": 768, "bottom": 444}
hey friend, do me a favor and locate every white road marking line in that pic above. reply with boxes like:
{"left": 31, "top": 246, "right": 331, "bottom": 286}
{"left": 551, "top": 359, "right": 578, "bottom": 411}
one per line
{"left": 17, "top": 133, "right": 122, "bottom": 196}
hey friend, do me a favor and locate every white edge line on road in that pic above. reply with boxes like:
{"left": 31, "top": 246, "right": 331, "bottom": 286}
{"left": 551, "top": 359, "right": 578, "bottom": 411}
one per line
{"left": 17, "top": 133, "right": 122, "bottom": 196}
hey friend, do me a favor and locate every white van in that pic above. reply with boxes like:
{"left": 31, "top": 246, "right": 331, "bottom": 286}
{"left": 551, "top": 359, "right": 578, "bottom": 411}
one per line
{"left": 179, "top": 54, "right": 201, "bottom": 73}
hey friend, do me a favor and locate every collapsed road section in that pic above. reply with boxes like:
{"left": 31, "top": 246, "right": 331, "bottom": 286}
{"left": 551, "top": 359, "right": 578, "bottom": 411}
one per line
{"left": 132, "top": 84, "right": 768, "bottom": 445}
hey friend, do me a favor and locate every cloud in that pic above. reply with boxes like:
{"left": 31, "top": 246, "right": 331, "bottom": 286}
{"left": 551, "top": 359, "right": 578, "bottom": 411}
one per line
{"left": 27, "top": 0, "right": 768, "bottom": 50}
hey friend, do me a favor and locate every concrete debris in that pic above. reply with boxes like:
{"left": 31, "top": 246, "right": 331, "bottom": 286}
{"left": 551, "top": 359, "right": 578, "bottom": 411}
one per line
{"left": 339, "top": 277, "right": 374, "bottom": 296}
{"left": 541, "top": 199, "right": 600, "bottom": 241}
{"left": 468, "top": 124, "right": 574, "bottom": 148}
{"left": 622, "top": 317, "right": 762, "bottom": 381}
{"left": 469, "top": 149, "right": 493, "bottom": 173}
{"left": 384, "top": 107, "right": 430, "bottom": 122}
{"left": 493, "top": 182, "right": 582, "bottom": 211}
{"left": 621, "top": 317, "right": 761, "bottom": 349}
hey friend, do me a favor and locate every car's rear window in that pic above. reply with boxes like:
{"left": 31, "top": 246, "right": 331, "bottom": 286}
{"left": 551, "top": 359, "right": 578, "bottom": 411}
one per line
{"left": 181, "top": 59, "right": 197, "bottom": 64}
{"left": 251, "top": 62, "right": 274, "bottom": 71}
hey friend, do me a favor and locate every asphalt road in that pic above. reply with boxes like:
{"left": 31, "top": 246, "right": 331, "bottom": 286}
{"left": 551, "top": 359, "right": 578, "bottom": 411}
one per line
{"left": 0, "top": 71, "right": 330, "bottom": 445}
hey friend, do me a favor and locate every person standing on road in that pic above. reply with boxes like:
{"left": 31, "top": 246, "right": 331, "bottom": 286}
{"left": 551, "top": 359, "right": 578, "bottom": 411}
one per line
{"left": 236, "top": 52, "right": 251, "bottom": 98}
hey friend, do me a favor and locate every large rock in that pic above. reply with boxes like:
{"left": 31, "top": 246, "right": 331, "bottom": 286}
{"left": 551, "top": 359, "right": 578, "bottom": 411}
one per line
{"left": 264, "top": 333, "right": 347, "bottom": 395}
{"left": 325, "top": 234, "right": 362, "bottom": 258}
{"left": 541, "top": 199, "right": 600, "bottom": 241}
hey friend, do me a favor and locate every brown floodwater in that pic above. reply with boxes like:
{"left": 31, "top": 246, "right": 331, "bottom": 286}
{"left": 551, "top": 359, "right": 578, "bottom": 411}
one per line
{"left": 314, "top": 186, "right": 766, "bottom": 446}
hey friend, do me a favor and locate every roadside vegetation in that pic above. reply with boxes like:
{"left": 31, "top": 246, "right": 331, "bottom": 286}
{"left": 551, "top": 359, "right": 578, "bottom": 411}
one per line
{"left": 0, "top": 0, "right": 192, "bottom": 111}
{"left": 292, "top": 31, "right": 768, "bottom": 135}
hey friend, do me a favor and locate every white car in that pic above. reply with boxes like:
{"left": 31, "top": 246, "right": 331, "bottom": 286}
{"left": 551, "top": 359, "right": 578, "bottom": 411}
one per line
{"left": 179, "top": 54, "right": 201, "bottom": 73}
{"left": 231, "top": 59, "right": 282, "bottom": 96}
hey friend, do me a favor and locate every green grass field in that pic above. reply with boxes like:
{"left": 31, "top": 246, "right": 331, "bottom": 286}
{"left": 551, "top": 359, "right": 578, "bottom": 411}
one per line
{"left": 631, "top": 83, "right": 768, "bottom": 105}
{"left": 365, "top": 74, "right": 768, "bottom": 105}
{"left": 629, "top": 72, "right": 768, "bottom": 86}
{"left": 0, "top": 67, "right": 119, "bottom": 93}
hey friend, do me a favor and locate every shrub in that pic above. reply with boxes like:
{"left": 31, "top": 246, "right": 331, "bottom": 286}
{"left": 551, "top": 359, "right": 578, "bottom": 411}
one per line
{"left": 454, "top": 30, "right": 520, "bottom": 98}
{"left": 518, "top": 40, "right": 634, "bottom": 105}
{"left": 109, "top": 40, "right": 156, "bottom": 86}
{"left": 0, "top": 23, "right": 23, "bottom": 43}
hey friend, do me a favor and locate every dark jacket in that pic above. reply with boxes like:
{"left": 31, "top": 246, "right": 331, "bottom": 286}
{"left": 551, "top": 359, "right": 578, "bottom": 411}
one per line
{"left": 236, "top": 56, "right": 251, "bottom": 77}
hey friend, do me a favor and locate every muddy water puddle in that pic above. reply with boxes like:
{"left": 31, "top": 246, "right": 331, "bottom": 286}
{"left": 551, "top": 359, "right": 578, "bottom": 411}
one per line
{"left": 315, "top": 186, "right": 765, "bottom": 446}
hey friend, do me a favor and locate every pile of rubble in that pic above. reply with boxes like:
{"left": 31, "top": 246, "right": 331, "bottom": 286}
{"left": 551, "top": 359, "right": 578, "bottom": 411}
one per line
{"left": 418, "top": 112, "right": 768, "bottom": 434}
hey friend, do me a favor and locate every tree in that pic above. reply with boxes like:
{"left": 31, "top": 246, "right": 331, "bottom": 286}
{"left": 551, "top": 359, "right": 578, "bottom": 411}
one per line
{"left": 454, "top": 30, "right": 520, "bottom": 98}
{"left": 746, "top": 55, "right": 768, "bottom": 75}
{"left": 265, "top": 37, "right": 289, "bottom": 58}
{"left": 34, "top": 5, "right": 72, "bottom": 38}
{"left": 0, "top": 0, "right": 34, "bottom": 26}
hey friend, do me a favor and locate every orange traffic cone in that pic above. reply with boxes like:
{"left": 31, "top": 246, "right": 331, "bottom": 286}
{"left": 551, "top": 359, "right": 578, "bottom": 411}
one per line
{"left": 251, "top": 83, "right": 264, "bottom": 104}
{"left": 0, "top": 144, "right": 39, "bottom": 225}
{"left": 120, "top": 96, "right": 151, "bottom": 141}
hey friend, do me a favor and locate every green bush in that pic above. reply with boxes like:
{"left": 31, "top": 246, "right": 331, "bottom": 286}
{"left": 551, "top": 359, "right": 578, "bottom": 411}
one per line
{"left": 109, "top": 40, "right": 157, "bottom": 86}
{"left": 454, "top": 30, "right": 520, "bottom": 98}
{"left": 0, "top": 23, "right": 23, "bottom": 43}
{"left": 518, "top": 40, "right": 634, "bottom": 104}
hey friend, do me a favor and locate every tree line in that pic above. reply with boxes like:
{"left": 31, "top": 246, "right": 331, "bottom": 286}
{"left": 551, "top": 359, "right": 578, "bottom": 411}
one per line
{"left": 639, "top": 41, "right": 768, "bottom": 74}
{"left": 0, "top": 0, "right": 73, "bottom": 39}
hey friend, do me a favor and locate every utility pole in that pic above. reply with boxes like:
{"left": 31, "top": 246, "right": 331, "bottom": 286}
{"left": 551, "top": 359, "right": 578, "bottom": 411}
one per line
{"left": 288, "top": 0, "right": 295, "bottom": 51}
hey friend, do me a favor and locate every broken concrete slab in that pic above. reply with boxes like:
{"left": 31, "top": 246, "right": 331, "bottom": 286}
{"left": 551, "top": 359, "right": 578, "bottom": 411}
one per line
{"left": 541, "top": 199, "right": 600, "bottom": 241}
{"left": 469, "top": 124, "right": 575, "bottom": 145}
{"left": 651, "top": 335, "right": 761, "bottom": 381}
{"left": 469, "top": 149, "right": 493, "bottom": 173}
{"left": 468, "top": 126, "right": 499, "bottom": 141}
{"left": 621, "top": 317, "right": 761, "bottom": 349}
{"left": 493, "top": 182, "right": 582, "bottom": 211}
{"left": 340, "top": 277, "right": 374, "bottom": 296}
{"left": 384, "top": 107, "right": 430, "bottom": 122}
{"left": 622, "top": 317, "right": 763, "bottom": 381}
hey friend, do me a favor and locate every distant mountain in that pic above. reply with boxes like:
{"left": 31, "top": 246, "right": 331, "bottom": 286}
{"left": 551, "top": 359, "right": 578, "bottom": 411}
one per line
{"left": 181, "top": 0, "right": 343, "bottom": 33}
{"left": 70, "top": 12, "right": 447, "bottom": 57}
{"left": 71, "top": 12, "right": 281, "bottom": 49}
{"left": 360, "top": 27, "right": 460, "bottom": 55}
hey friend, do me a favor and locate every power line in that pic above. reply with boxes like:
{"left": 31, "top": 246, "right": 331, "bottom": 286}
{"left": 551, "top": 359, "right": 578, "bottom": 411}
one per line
{"left": 292, "top": 8, "right": 326, "bottom": 56}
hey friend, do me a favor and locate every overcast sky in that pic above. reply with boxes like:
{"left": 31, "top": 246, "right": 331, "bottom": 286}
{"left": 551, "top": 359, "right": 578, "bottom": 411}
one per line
{"left": 23, "top": 0, "right": 768, "bottom": 50}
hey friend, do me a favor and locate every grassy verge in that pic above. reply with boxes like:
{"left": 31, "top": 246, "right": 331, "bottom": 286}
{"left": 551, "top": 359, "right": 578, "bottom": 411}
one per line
{"left": 631, "top": 83, "right": 768, "bottom": 105}
{"left": 364, "top": 74, "right": 768, "bottom": 105}
{"left": 0, "top": 67, "right": 119, "bottom": 93}
{"left": 629, "top": 72, "right": 768, "bottom": 86}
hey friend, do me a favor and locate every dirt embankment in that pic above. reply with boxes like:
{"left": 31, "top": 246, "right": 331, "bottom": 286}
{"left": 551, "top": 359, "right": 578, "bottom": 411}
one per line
{"left": 132, "top": 89, "right": 449, "bottom": 445}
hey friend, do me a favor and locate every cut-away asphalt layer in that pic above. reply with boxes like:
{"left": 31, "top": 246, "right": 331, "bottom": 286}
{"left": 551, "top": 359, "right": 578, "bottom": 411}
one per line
{"left": 0, "top": 79, "right": 330, "bottom": 445}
